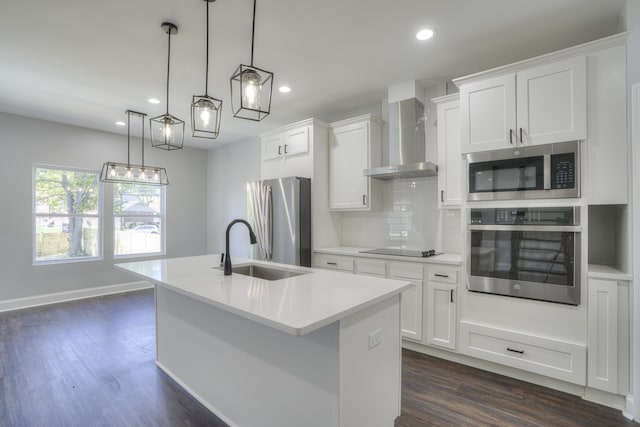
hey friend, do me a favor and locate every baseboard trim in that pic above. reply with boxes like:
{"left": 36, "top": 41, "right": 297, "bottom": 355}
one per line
{"left": 155, "top": 361, "right": 237, "bottom": 427}
{"left": 623, "top": 395, "right": 635, "bottom": 421}
{"left": 0, "top": 281, "right": 154, "bottom": 313}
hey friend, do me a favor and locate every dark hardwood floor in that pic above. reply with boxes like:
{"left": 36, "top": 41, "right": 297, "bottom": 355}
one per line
{"left": 0, "top": 289, "right": 226, "bottom": 427}
{"left": 396, "top": 349, "right": 638, "bottom": 427}
{"left": 1, "top": 289, "right": 637, "bottom": 426}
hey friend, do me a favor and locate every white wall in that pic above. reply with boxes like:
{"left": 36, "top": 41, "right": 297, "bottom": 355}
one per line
{"left": 0, "top": 113, "right": 208, "bottom": 301}
{"left": 207, "top": 137, "right": 261, "bottom": 258}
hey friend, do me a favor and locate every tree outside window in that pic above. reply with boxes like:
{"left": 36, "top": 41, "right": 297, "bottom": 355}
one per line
{"left": 33, "top": 166, "right": 101, "bottom": 264}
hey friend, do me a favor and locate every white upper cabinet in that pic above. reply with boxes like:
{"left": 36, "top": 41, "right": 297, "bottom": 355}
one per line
{"left": 460, "top": 74, "right": 516, "bottom": 152}
{"left": 433, "top": 94, "right": 461, "bottom": 208}
{"left": 459, "top": 56, "right": 587, "bottom": 153}
{"left": 329, "top": 114, "right": 382, "bottom": 211}
{"left": 260, "top": 119, "right": 317, "bottom": 180}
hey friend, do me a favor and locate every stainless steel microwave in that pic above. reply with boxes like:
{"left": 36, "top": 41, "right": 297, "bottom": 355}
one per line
{"left": 467, "top": 141, "right": 579, "bottom": 201}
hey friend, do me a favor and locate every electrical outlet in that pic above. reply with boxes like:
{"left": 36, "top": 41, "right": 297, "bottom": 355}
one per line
{"left": 368, "top": 328, "right": 382, "bottom": 349}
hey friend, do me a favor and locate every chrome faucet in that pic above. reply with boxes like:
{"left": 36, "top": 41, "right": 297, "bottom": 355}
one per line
{"left": 224, "top": 219, "right": 257, "bottom": 276}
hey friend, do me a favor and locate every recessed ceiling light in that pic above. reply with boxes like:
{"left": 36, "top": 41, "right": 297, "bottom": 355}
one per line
{"left": 115, "top": 121, "right": 126, "bottom": 126}
{"left": 148, "top": 98, "right": 161, "bottom": 104}
{"left": 279, "top": 86, "right": 291, "bottom": 93}
{"left": 416, "top": 28, "right": 435, "bottom": 41}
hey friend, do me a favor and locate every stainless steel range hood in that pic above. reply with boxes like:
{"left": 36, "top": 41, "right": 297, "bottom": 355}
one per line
{"left": 364, "top": 97, "right": 438, "bottom": 180}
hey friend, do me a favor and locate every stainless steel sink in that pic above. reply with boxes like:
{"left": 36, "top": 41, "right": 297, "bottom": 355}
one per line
{"left": 229, "top": 264, "right": 310, "bottom": 281}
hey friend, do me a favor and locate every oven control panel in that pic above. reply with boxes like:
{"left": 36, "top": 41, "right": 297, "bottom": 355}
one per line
{"left": 470, "top": 207, "right": 578, "bottom": 225}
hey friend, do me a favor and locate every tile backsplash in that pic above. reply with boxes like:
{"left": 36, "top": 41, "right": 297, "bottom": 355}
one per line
{"left": 341, "top": 177, "right": 462, "bottom": 254}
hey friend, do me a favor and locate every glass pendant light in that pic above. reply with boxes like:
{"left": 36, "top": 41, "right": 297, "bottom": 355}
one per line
{"left": 191, "top": 0, "right": 222, "bottom": 139}
{"left": 150, "top": 22, "right": 185, "bottom": 150}
{"left": 229, "top": 0, "right": 273, "bottom": 121}
{"left": 100, "top": 110, "right": 169, "bottom": 186}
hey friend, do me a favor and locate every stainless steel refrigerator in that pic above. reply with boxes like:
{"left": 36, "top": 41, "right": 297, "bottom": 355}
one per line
{"left": 247, "top": 176, "right": 311, "bottom": 267}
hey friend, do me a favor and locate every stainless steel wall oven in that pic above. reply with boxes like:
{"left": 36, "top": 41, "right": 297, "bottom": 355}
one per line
{"left": 468, "top": 206, "right": 581, "bottom": 305}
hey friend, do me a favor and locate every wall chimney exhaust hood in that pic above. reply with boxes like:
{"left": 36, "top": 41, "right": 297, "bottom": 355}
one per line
{"left": 364, "top": 96, "right": 437, "bottom": 180}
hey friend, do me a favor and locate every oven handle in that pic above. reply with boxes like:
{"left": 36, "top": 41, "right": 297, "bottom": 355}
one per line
{"left": 468, "top": 224, "right": 581, "bottom": 232}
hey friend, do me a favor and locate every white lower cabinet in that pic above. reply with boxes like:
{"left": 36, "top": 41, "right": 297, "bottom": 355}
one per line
{"left": 425, "top": 266, "right": 459, "bottom": 350}
{"left": 459, "top": 321, "right": 587, "bottom": 385}
{"left": 587, "top": 278, "right": 630, "bottom": 394}
{"left": 312, "top": 253, "right": 355, "bottom": 272}
{"left": 388, "top": 262, "right": 424, "bottom": 342}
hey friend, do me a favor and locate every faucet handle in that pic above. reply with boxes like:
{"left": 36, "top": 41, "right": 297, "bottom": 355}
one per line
{"left": 219, "top": 253, "right": 225, "bottom": 267}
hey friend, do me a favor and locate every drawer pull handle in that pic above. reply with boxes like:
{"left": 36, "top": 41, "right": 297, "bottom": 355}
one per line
{"left": 434, "top": 274, "right": 449, "bottom": 278}
{"left": 507, "top": 347, "right": 524, "bottom": 355}
{"left": 326, "top": 262, "right": 338, "bottom": 266}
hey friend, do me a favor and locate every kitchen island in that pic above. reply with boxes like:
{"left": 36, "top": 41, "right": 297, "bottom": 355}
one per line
{"left": 116, "top": 255, "right": 411, "bottom": 427}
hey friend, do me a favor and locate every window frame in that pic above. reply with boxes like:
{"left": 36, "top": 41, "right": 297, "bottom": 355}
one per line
{"left": 113, "top": 182, "right": 166, "bottom": 259}
{"left": 32, "top": 164, "right": 104, "bottom": 265}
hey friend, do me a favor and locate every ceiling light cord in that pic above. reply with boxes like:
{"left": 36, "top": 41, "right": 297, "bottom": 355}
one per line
{"left": 141, "top": 111, "right": 145, "bottom": 167}
{"left": 205, "top": 0, "right": 210, "bottom": 95}
{"left": 250, "top": 0, "right": 256, "bottom": 66}
{"left": 166, "top": 28, "right": 171, "bottom": 116}
{"left": 127, "top": 110, "right": 131, "bottom": 166}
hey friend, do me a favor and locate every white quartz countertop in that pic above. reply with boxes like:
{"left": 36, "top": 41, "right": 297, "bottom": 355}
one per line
{"left": 116, "top": 255, "right": 411, "bottom": 336}
{"left": 314, "top": 247, "right": 462, "bottom": 265}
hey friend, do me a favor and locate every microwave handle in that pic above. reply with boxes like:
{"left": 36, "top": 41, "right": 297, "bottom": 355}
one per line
{"left": 543, "top": 154, "right": 551, "bottom": 190}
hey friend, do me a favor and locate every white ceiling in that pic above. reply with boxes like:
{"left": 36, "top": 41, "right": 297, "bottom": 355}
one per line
{"left": 0, "top": 0, "right": 626, "bottom": 149}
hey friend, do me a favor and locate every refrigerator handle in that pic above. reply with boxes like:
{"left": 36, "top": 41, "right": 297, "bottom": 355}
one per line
{"left": 267, "top": 185, "right": 274, "bottom": 260}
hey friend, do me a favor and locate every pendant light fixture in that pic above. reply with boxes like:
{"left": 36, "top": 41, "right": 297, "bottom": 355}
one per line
{"left": 191, "top": 0, "right": 223, "bottom": 139}
{"left": 150, "top": 22, "right": 184, "bottom": 150}
{"left": 100, "top": 110, "right": 169, "bottom": 186}
{"left": 229, "top": 0, "right": 273, "bottom": 121}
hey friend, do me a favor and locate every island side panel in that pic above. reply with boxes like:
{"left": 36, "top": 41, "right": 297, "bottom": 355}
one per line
{"left": 155, "top": 285, "right": 340, "bottom": 427}
{"left": 339, "top": 294, "right": 402, "bottom": 427}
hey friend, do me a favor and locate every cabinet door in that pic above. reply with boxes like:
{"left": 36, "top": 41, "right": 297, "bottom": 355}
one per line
{"left": 426, "top": 282, "right": 457, "bottom": 350}
{"left": 400, "top": 279, "right": 423, "bottom": 341}
{"left": 460, "top": 74, "right": 517, "bottom": 153}
{"left": 516, "top": 56, "right": 587, "bottom": 146}
{"left": 263, "top": 134, "right": 283, "bottom": 161}
{"left": 587, "top": 278, "right": 619, "bottom": 393}
{"left": 436, "top": 98, "right": 461, "bottom": 208}
{"left": 284, "top": 127, "right": 310, "bottom": 157}
{"left": 329, "top": 121, "right": 370, "bottom": 210}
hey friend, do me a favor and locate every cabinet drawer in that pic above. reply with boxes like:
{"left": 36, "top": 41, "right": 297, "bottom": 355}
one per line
{"left": 356, "top": 259, "right": 386, "bottom": 277}
{"left": 388, "top": 262, "right": 423, "bottom": 280}
{"left": 427, "top": 267, "right": 458, "bottom": 284}
{"left": 459, "top": 322, "right": 586, "bottom": 385}
{"left": 313, "top": 253, "right": 354, "bottom": 272}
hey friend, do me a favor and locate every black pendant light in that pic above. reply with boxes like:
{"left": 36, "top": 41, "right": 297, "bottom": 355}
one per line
{"left": 229, "top": 0, "right": 273, "bottom": 121}
{"left": 100, "top": 110, "right": 169, "bottom": 186}
{"left": 150, "top": 22, "right": 185, "bottom": 150}
{"left": 192, "top": 0, "right": 223, "bottom": 139}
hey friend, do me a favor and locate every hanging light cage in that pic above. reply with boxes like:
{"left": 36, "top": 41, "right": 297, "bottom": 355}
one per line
{"left": 150, "top": 113, "right": 185, "bottom": 150}
{"left": 100, "top": 162, "right": 169, "bottom": 186}
{"left": 100, "top": 110, "right": 169, "bottom": 186}
{"left": 151, "top": 22, "right": 185, "bottom": 150}
{"left": 230, "top": 64, "right": 273, "bottom": 121}
{"left": 191, "top": 0, "right": 223, "bottom": 139}
{"left": 192, "top": 95, "right": 222, "bottom": 138}
{"left": 230, "top": 0, "right": 274, "bottom": 121}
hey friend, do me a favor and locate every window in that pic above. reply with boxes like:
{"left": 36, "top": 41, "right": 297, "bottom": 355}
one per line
{"left": 114, "top": 183, "right": 165, "bottom": 257}
{"left": 33, "top": 166, "right": 102, "bottom": 264}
